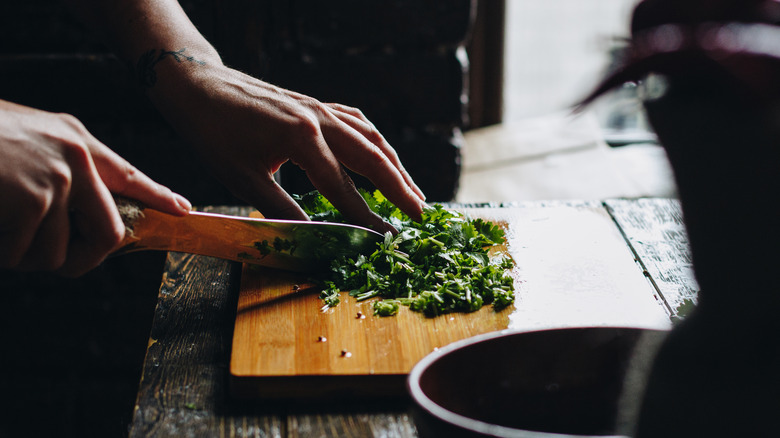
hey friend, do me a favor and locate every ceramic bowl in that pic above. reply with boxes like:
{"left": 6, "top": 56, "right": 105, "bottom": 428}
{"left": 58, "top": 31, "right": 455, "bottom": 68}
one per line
{"left": 407, "top": 327, "right": 667, "bottom": 438}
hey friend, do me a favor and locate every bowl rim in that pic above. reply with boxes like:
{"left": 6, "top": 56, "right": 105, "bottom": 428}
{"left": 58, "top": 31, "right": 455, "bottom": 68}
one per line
{"left": 406, "top": 326, "right": 660, "bottom": 438}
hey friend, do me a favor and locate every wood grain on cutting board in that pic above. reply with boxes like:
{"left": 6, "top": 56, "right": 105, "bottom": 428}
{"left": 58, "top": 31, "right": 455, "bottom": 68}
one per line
{"left": 229, "top": 205, "right": 671, "bottom": 400}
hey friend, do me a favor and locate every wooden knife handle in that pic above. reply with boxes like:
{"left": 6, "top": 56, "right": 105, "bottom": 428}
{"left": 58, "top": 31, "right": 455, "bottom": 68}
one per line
{"left": 114, "top": 195, "right": 145, "bottom": 237}
{"left": 111, "top": 195, "right": 153, "bottom": 257}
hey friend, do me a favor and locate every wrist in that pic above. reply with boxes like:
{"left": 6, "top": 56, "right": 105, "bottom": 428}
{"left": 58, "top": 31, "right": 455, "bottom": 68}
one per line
{"left": 135, "top": 41, "right": 225, "bottom": 110}
{"left": 136, "top": 48, "right": 230, "bottom": 140}
{"left": 133, "top": 43, "right": 221, "bottom": 89}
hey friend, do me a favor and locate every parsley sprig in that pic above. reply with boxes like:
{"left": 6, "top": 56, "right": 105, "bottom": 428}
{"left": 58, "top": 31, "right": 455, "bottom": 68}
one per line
{"left": 293, "top": 190, "right": 515, "bottom": 317}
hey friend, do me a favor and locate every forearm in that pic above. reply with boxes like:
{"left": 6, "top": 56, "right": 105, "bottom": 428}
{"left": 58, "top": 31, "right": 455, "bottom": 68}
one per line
{"left": 62, "top": 0, "right": 222, "bottom": 84}
{"left": 63, "top": 0, "right": 230, "bottom": 137}
{"left": 61, "top": 0, "right": 426, "bottom": 227}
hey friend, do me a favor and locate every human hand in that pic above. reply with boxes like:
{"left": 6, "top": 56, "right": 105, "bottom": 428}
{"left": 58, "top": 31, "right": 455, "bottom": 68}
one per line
{"left": 62, "top": 0, "right": 424, "bottom": 232}
{"left": 149, "top": 63, "right": 426, "bottom": 233}
{"left": 0, "top": 100, "right": 191, "bottom": 276}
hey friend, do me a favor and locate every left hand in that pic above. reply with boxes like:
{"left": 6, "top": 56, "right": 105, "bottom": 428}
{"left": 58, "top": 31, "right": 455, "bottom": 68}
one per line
{"left": 150, "top": 63, "right": 426, "bottom": 233}
{"left": 62, "top": 0, "right": 426, "bottom": 232}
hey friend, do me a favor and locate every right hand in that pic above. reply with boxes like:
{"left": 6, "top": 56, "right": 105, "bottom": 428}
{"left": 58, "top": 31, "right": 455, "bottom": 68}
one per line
{"left": 0, "top": 99, "right": 191, "bottom": 276}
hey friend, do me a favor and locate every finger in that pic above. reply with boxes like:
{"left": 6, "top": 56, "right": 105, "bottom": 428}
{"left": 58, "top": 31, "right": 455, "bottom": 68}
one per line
{"left": 59, "top": 193, "right": 124, "bottom": 277}
{"left": 88, "top": 140, "right": 191, "bottom": 215}
{"left": 57, "top": 152, "right": 125, "bottom": 277}
{"left": 316, "top": 116, "right": 425, "bottom": 222}
{"left": 235, "top": 172, "right": 310, "bottom": 221}
{"left": 331, "top": 109, "right": 425, "bottom": 202}
{"left": 295, "top": 135, "right": 396, "bottom": 234}
{"left": 16, "top": 193, "right": 70, "bottom": 271}
{"left": 327, "top": 104, "right": 426, "bottom": 201}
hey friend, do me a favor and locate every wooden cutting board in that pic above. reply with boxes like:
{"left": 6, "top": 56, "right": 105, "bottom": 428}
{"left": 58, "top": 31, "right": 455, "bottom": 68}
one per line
{"left": 229, "top": 205, "right": 671, "bottom": 400}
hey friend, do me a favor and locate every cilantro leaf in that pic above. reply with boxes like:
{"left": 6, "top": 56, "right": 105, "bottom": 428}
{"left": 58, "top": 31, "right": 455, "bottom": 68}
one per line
{"left": 295, "top": 190, "right": 516, "bottom": 317}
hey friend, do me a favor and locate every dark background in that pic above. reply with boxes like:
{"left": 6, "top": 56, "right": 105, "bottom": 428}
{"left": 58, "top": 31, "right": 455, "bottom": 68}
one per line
{"left": 0, "top": 1, "right": 504, "bottom": 437}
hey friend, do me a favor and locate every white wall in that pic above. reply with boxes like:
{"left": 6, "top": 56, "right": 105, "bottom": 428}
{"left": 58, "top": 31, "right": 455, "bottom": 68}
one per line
{"left": 503, "top": 0, "right": 640, "bottom": 121}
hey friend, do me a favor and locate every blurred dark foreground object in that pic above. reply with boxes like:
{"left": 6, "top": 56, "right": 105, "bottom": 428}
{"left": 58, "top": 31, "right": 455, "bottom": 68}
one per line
{"left": 583, "top": 1, "right": 780, "bottom": 436}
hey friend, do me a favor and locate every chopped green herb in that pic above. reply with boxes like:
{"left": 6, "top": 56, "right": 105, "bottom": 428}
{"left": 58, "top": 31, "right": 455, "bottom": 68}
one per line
{"left": 294, "top": 190, "right": 516, "bottom": 317}
{"left": 272, "top": 236, "right": 297, "bottom": 254}
{"left": 253, "top": 237, "right": 298, "bottom": 257}
{"left": 671, "top": 298, "right": 697, "bottom": 325}
{"left": 374, "top": 300, "right": 401, "bottom": 316}
{"left": 253, "top": 240, "right": 272, "bottom": 256}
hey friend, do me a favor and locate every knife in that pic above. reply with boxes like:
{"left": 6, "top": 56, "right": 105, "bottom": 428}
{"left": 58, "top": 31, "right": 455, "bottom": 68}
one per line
{"left": 112, "top": 198, "right": 385, "bottom": 273}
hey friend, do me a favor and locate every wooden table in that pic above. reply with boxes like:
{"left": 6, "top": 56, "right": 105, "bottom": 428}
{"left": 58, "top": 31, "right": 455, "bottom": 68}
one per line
{"left": 128, "top": 198, "right": 698, "bottom": 437}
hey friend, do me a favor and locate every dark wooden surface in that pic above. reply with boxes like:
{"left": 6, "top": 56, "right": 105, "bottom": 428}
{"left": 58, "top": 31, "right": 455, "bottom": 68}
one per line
{"left": 129, "top": 198, "right": 697, "bottom": 437}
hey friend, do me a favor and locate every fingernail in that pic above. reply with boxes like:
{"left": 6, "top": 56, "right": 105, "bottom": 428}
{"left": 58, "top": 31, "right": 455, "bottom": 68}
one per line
{"left": 174, "top": 193, "right": 192, "bottom": 212}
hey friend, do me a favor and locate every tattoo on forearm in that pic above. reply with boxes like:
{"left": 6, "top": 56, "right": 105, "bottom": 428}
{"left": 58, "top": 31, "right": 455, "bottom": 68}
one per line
{"left": 136, "top": 48, "right": 206, "bottom": 88}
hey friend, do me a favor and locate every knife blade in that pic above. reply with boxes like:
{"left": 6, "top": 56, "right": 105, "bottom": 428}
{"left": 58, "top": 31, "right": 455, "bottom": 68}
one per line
{"left": 112, "top": 199, "right": 385, "bottom": 273}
